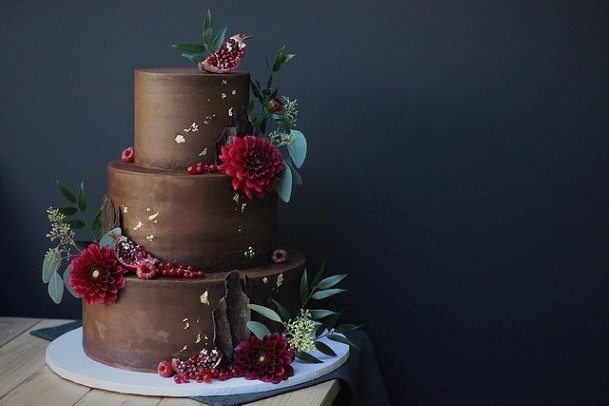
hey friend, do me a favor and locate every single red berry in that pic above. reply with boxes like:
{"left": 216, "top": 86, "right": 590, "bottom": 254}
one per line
{"left": 167, "top": 268, "right": 176, "bottom": 277}
{"left": 158, "top": 360, "right": 174, "bottom": 378}
{"left": 187, "top": 165, "right": 197, "bottom": 175}
{"left": 176, "top": 268, "right": 184, "bottom": 277}
{"left": 121, "top": 146, "right": 135, "bottom": 163}
{"left": 136, "top": 261, "right": 157, "bottom": 280}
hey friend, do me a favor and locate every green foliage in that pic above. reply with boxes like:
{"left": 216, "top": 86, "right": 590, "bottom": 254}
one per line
{"left": 273, "top": 166, "right": 292, "bottom": 203}
{"left": 287, "top": 130, "right": 307, "bottom": 168}
{"left": 247, "top": 304, "right": 283, "bottom": 323}
{"left": 295, "top": 351, "right": 323, "bottom": 364}
{"left": 99, "top": 227, "right": 122, "bottom": 250}
{"left": 57, "top": 181, "right": 76, "bottom": 203}
{"left": 63, "top": 264, "right": 78, "bottom": 298}
{"left": 246, "top": 321, "right": 271, "bottom": 339}
{"left": 173, "top": 9, "right": 228, "bottom": 65}
{"left": 48, "top": 271, "right": 64, "bottom": 304}
{"left": 314, "top": 341, "right": 337, "bottom": 357}
{"left": 77, "top": 182, "right": 87, "bottom": 212}
{"left": 42, "top": 248, "right": 61, "bottom": 283}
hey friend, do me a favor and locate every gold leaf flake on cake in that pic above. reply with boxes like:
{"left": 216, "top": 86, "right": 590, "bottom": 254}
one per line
{"left": 200, "top": 290, "right": 209, "bottom": 305}
{"left": 276, "top": 273, "right": 284, "bottom": 287}
{"left": 221, "top": 93, "right": 226, "bottom": 99}
{"left": 180, "top": 345, "right": 188, "bottom": 352}
{"left": 148, "top": 212, "right": 159, "bottom": 221}
{"left": 199, "top": 148, "right": 208, "bottom": 156}
{"left": 222, "top": 80, "right": 227, "bottom": 85}
{"left": 146, "top": 234, "right": 154, "bottom": 241}
{"left": 183, "top": 318, "right": 188, "bottom": 322}
{"left": 241, "top": 203, "right": 247, "bottom": 213}
{"left": 263, "top": 277, "right": 268, "bottom": 284}
{"left": 191, "top": 123, "right": 198, "bottom": 132}
{"left": 122, "top": 206, "right": 128, "bottom": 214}
{"left": 244, "top": 246, "right": 255, "bottom": 258}
{"left": 204, "top": 334, "right": 209, "bottom": 340}
{"left": 228, "top": 107, "right": 234, "bottom": 117}
{"left": 184, "top": 322, "right": 190, "bottom": 330}
{"left": 196, "top": 334, "right": 201, "bottom": 344}
{"left": 132, "top": 221, "right": 143, "bottom": 230}
{"left": 175, "top": 134, "right": 186, "bottom": 144}
{"left": 233, "top": 193, "right": 240, "bottom": 203}
{"left": 146, "top": 208, "right": 150, "bottom": 211}
{"left": 196, "top": 317, "right": 200, "bottom": 323}
{"left": 237, "top": 228, "right": 242, "bottom": 233}
{"left": 231, "top": 89, "right": 236, "bottom": 95}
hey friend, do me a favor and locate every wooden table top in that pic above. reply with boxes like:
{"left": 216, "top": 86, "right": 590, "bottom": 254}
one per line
{"left": 0, "top": 317, "right": 340, "bottom": 406}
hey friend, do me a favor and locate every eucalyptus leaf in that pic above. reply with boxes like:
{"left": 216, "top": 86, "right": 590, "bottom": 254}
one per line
{"left": 57, "top": 181, "right": 76, "bottom": 203}
{"left": 63, "top": 264, "right": 78, "bottom": 298}
{"left": 246, "top": 321, "right": 271, "bottom": 339}
{"left": 327, "top": 333, "right": 358, "bottom": 348}
{"left": 77, "top": 182, "right": 86, "bottom": 212}
{"left": 309, "top": 309, "right": 337, "bottom": 320}
{"left": 271, "top": 299, "right": 291, "bottom": 322}
{"left": 247, "top": 304, "right": 282, "bottom": 323}
{"left": 317, "top": 274, "right": 347, "bottom": 290}
{"left": 91, "top": 209, "right": 102, "bottom": 235}
{"left": 202, "top": 9, "right": 213, "bottom": 44}
{"left": 273, "top": 166, "right": 292, "bottom": 203}
{"left": 64, "top": 219, "right": 85, "bottom": 229}
{"left": 295, "top": 351, "right": 323, "bottom": 364}
{"left": 285, "top": 158, "right": 303, "bottom": 185}
{"left": 300, "top": 268, "right": 309, "bottom": 305}
{"left": 210, "top": 25, "right": 227, "bottom": 53}
{"left": 287, "top": 130, "right": 307, "bottom": 168}
{"left": 48, "top": 271, "right": 64, "bottom": 304}
{"left": 58, "top": 206, "right": 77, "bottom": 216}
{"left": 42, "top": 248, "right": 61, "bottom": 283}
{"left": 311, "top": 288, "right": 346, "bottom": 300}
{"left": 99, "top": 227, "right": 122, "bottom": 249}
{"left": 173, "top": 43, "right": 205, "bottom": 53}
{"left": 314, "top": 341, "right": 337, "bottom": 356}
{"left": 311, "top": 261, "right": 325, "bottom": 288}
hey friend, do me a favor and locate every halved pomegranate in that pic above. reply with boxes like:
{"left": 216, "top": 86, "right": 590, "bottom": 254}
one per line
{"left": 114, "top": 239, "right": 152, "bottom": 271}
{"left": 199, "top": 34, "right": 250, "bottom": 73}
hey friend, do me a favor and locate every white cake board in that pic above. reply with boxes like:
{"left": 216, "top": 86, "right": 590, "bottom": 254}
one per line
{"left": 46, "top": 327, "right": 349, "bottom": 397}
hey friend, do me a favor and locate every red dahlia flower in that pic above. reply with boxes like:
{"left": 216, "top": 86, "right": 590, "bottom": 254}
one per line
{"left": 70, "top": 243, "right": 126, "bottom": 305}
{"left": 232, "top": 333, "right": 295, "bottom": 384}
{"left": 218, "top": 135, "right": 284, "bottom": 199}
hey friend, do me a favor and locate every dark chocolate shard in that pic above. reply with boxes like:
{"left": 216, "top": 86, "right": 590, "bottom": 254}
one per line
{"left": 212, "top": 270, "right": 251, "bottom": 363}
{"left": 100, "top": 194, "right": 120, "bottom": 234}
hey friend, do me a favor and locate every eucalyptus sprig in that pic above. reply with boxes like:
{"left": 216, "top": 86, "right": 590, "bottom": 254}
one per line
{"left": 173, "top": 9, "right": 227, "bottom": 65}
{"left": 42, "top": 181, "right": 101, "bottom": 304}
{"left": 246, "top": 263, "right": 362, "bottom": 364}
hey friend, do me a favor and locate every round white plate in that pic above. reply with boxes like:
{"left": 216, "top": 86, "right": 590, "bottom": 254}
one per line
{"left": 46, "top": 327, "right": 349, "bottom": 397}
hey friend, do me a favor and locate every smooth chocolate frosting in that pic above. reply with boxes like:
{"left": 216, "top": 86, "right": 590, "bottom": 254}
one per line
{"left": 134, "top": 68, "right": 250, "bottom": 170}
{"left": 108, "top": 161, "right": 277, "bottom": 272}
{"left": 82, "top": 250, "right": 305, "bottom": 372}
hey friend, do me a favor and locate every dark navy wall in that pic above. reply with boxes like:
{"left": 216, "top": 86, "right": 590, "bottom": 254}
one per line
{"left": 2, "top": 1, "right": 609, "bottom": 403}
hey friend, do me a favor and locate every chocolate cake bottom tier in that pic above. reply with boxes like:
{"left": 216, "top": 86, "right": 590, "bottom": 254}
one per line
{"left": 83, "top": 250, "right": 304, "bottom": 372}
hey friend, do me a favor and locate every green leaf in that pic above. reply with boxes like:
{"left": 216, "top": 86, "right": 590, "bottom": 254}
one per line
{"left": 248, "top": 304, "right": 283, "bottom": 323}
{"left": 250, "top": 81, "right": 263, "bottom": 102}
{"left": 314, "top": 341, "right": 337, "bottom": 356}
{"left": 309, "top": 309, "right": 337, "bottom": 320}
{"left": 57, "top": 181, "right": 76, "bottom": 203}
{"left": 272, "top": 46, "right": 296, "bottom": 72}
{"left": 77, "top": 182, "right": 86, "bottom": 212}
{"left": 182, "top": 52, "right": 206, "bottom": 64}
{"left": 300, "top": 268, "right": 309, "bottom": 305}
{"left": 91, "top": 210, "right": 102, "bottom": 235}
{"left": 273, "top": 166, "right": 292, "bottom": 203}
{"left": 317, "top": 274, "right": 347, "bottom": 290}
{"left": 287, "top": 130, "right": 307, "bottom": 168}
{"left": 271, "top": 299, "right": 291, "bottom": 322}
{"left": 335, "top": 324, "right": 363, "bottom": 332}
{"left": 202, "top": 9, "right": 213, "bottom": 44}
{"left": 210, "top": 25, "right": 227, "bottom": 53}
{"left": 48, "top": 271, "right": 64, "bottom": 304}
{"left": 42, "top": 248, "right": 61, "bottom": 283}
{"left": 313, "top": 323, "right": 326, "bottom": 338}
{"left": 311, "top": 262, "right": 325, "bottom": 288}
{"left": 324, "top": 308, "right": 344, "bottom": 329}
{"left": 58, "top": 206, "right": 77, "bottom": 216}
{"left": 75, "top": 240, "right": 93, "bottom": 249}
{"left": 295, "top": 351, "right": 323, "bottom": 364}
{"left": 327, "top": 333, "right": 358, "bottom": 348}
{"left": 63, "top": 264, "right": 78, "bottom": 298}
{"left": 64, "top": 219, "right": 85, "bottom": 229}
{"left": 246, "top": 321, "right": 271, "bottom": 339}
{"left": 100, "top": 227, "right": 122, "bottom": 249}
{"left": 285, "top": 158, "right": 303, "bottom": 186}
{"left": 312, "top": 289, "right": 346, "bottom": 300}
{"left": 172, "top": 43, "right": 205, "bottom": 53}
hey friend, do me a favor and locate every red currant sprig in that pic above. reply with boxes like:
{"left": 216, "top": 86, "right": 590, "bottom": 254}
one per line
{"left": 187, "top": 162, "right": 219, "bottom": 175}
{"left": 156, "top": 262, "right": 205, "bottom": 279}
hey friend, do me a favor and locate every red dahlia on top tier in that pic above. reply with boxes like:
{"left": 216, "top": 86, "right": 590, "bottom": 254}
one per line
{"left": 218, "top": 135, "right": 284, "bottom": 199}
{"left": 70, "top": 243, "right": 126, "bottom": 305}
{"left": 232, "top": 333, "right": 295, "bottom": 383}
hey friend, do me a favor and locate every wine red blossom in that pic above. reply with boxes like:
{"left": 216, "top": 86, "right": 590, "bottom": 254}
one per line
{"left": 70, "top": 243, "right": 126, "bottom": 305}
{"left": 232, "top": 333, "right": 295, "bottom": 384}
{"left": 270, "top": 248, "right": 288, "bottom": 264}
{"left": 218, "top": 135, "right": 284, "bottom": 199}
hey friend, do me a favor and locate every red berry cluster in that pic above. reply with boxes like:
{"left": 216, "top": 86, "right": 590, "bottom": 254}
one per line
{"left": 158, "top": 350, "right": 239, "bottom": 384}
{"left": 156, "top": 262, "right": 204, "bottom": 279}
{"left": 174, "top": 366, "right": 237, "bottom": 384}
{"left": 187, "top": 162, "right": 219, "bottom": 175}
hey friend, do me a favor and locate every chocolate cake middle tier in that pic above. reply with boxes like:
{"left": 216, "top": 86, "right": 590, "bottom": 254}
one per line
{"left": 108, "top": 161, "right": 277, "bottom": 271}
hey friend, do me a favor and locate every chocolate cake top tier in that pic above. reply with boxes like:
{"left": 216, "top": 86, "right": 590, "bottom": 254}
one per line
{"left": 134, "top": 68, "right": 250, "bottom": 170}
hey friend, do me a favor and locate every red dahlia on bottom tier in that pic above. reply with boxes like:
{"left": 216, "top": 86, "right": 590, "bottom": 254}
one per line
{"left": 218, "top": 135, "right": 284, "bottom": 199}
{"left": 70, "top": 243, "right": 126, "bottom": 305}
{"left": 232, "top": 333, "right": 295, "bottom": 383}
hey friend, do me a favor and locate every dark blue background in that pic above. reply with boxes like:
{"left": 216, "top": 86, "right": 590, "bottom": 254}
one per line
{"left": 2, "top": 1, "right": 609, "bottom": 403}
